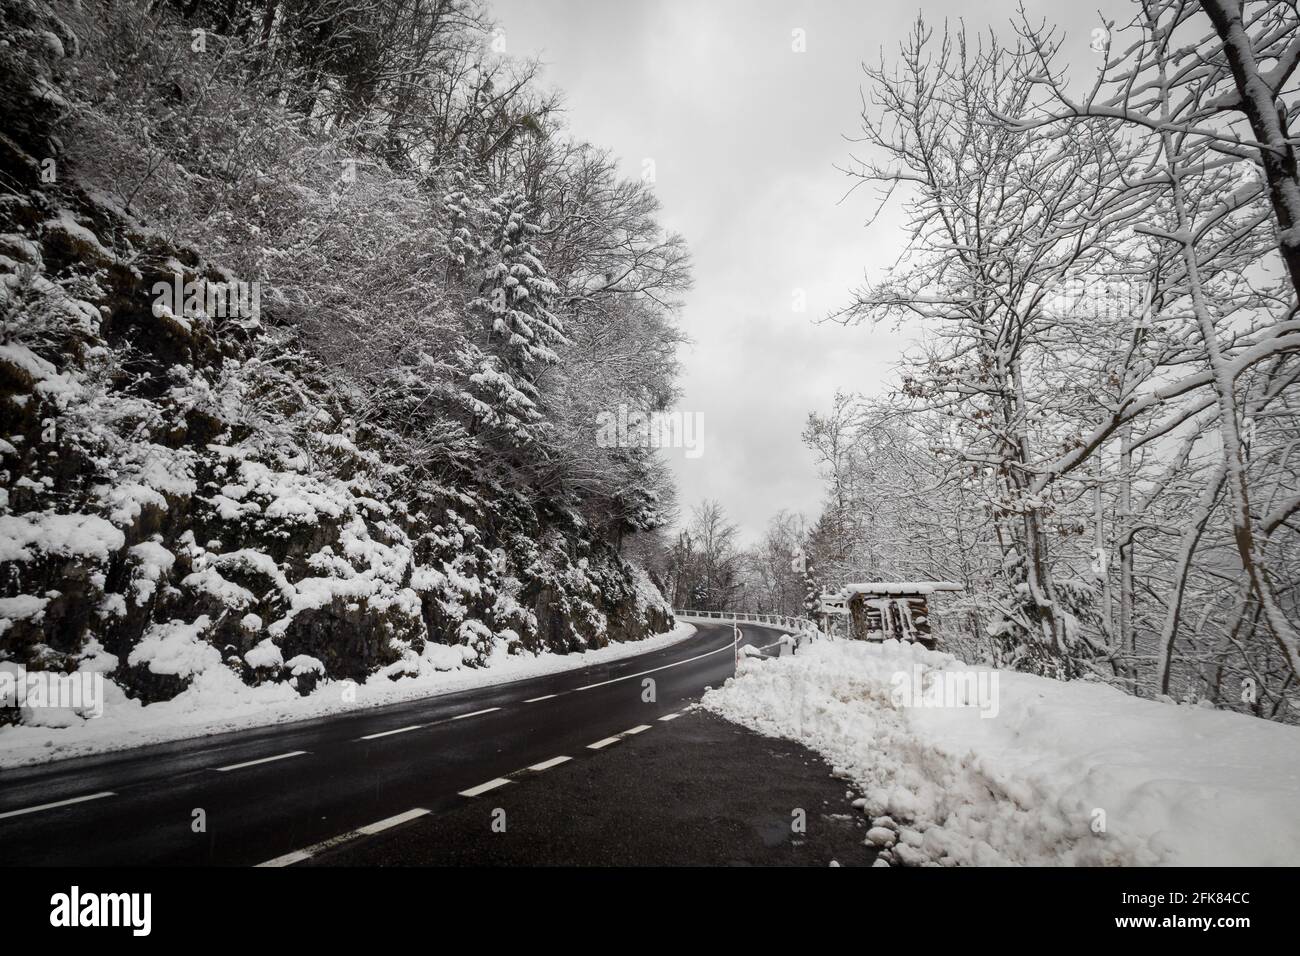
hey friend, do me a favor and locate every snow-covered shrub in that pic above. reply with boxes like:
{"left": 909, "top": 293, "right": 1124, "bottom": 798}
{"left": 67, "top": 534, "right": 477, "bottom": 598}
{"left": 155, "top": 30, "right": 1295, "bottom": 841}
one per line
{"left": 986, "top": 579, "right": 1102, "bottom": 680}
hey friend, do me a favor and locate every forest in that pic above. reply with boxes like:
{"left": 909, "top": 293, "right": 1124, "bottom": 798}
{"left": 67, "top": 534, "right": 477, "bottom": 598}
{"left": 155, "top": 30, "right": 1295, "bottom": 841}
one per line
{"left": 667, "top": 2, "right": 1300, "bottom": 723}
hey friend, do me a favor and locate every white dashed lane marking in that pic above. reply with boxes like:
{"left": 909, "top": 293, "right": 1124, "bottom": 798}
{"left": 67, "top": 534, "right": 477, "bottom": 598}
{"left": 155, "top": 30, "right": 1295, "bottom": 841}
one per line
{"left": 458, "top": 777, "right": 512, "bottom": 797}
{"left": 257, "top": 848, "right": 313, "bottom": 868}
{"left": 527, "top": 755, "right": 571, "bottom": 771}
{"left": 358, "top": 724, "right": 423, "bottom": 741}
{"left": 587, "top": 736, "right": 621, "bottom": 750}
{"left": 0, "top": 791, "right": 116, "bottom": 821}
{"left": 213, "top": 751, "right": 308, "bottom": 772}
{"left": 624, "top": 724, "right": 651, "bottom": 735}
{"left": 658, "top": 712, "right": 681, "bottom": 721}
{"left": 255, "top": 808, "right": 429, "bottom": 867}
{"left": 523, "top": 694, "right": 557, "bottom": 703}
{"left": 451, "top": 707, "right": 500, "bottom": 720}
{"left": 357, "top": 808, "right": 429, "bottom": 835}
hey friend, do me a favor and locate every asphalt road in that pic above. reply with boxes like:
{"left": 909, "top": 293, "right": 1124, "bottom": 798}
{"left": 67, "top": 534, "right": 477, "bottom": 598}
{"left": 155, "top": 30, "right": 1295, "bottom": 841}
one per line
{"left": 0, "top": 622, "right": 829, "bottom": 866}
{"left": 312, "top": 706, "right": 874, "bottom": 866}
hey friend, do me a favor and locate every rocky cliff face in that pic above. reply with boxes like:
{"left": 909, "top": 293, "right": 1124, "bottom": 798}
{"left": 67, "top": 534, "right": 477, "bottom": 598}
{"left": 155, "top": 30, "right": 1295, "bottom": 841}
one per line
{"left": 0, "top": 2, "right": 673, "bottom": 724}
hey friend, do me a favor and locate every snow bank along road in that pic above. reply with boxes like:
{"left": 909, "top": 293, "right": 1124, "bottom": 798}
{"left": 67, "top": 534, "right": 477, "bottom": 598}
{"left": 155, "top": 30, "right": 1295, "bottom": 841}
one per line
{"left": 0, "top": 622, "right": 780, "bottom": 865}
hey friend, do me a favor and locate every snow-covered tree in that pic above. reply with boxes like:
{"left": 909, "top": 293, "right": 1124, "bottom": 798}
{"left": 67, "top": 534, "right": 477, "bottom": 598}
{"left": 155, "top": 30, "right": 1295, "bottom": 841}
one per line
{"left": 816, "top": 5, "right": 1300, "bottom": 719}
{"left": 472, "top": 191, "right": 566, "bottom": 368}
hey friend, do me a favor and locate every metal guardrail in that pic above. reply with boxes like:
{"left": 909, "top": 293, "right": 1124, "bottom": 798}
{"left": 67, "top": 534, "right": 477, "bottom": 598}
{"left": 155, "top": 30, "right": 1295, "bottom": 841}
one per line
{"left": 673, "top": 609, "right": 817, "bottom": 633}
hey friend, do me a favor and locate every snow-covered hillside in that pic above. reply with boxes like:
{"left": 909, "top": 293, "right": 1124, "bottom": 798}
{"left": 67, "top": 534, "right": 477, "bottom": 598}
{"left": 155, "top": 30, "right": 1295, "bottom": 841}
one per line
{"left": 0, "top": 0, "right": 683, "bottom": 749}
{"left": 704, "top": 638, "right": 1300, "bottom": 866}
{"left": 0, "top": 621, "right": 696, "bottom": 768}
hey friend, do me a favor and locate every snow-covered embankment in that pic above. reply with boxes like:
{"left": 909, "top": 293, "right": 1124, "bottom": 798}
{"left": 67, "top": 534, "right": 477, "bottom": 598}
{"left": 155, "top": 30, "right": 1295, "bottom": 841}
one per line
{"left": 703, "top": 638, "right": 1300, "bottom": 866}
{"left": 0, "top": 623, "right": 696, "bottom": 769}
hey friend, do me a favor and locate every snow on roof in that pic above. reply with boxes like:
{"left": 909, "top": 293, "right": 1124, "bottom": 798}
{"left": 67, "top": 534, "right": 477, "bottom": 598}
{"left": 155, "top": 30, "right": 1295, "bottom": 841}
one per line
{"left": 839, "top": 582, "right": 964, "bottom": 596}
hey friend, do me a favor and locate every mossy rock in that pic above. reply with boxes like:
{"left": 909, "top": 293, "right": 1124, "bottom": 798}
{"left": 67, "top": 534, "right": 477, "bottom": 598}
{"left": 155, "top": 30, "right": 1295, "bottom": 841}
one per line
{"left": 274, "top": 596, "right": 410, "bottom": 684}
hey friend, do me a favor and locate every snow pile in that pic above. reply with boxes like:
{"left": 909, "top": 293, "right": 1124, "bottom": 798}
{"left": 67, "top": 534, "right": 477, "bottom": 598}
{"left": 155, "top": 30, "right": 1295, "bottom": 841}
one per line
{"left": 703, "top": 638, "right": 1300, "bottom": 866}
{"left": 128, "top": 617, "right": 220, "bottom": 679}
{"left": 0, "top": 510, "right": 125, "bottom": 562}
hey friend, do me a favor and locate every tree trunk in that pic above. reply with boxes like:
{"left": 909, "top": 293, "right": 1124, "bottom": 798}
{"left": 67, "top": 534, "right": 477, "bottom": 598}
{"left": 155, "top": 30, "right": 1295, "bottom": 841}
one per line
{"left": 1201, "top": 0, "right": 1300, "bottom": 300}
{"left": 1118, "top": 423, "right": 1135, "bottom": 683}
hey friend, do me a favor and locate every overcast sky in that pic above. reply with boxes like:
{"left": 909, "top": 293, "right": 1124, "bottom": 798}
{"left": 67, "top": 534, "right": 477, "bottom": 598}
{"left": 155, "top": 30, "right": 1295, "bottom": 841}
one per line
{"left": 494, "top": 0, "right": 1121, "bottom": 544}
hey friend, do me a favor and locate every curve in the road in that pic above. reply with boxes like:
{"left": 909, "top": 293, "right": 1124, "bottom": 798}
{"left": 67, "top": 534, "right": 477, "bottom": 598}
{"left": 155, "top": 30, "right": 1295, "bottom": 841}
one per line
{"left": 0, "top": 622, "right": 788, "bottom": 866}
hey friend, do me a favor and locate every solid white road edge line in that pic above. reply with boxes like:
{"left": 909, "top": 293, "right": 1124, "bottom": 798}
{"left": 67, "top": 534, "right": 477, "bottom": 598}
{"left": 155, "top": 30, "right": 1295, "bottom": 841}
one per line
{"left": 0, "top": 791, "right": 116, "bottom": 821}
{"left": 527, "top": 755, "right": 571, "bottom": 771}
{"left": 459, "top": 777, "right": 512, "bottom": 797}
{"left": 255, "top": 808, "right": 430, "bottom": 867}
{"left": 213, "top": 750, "right": 308, "bottom": 772}
{"left": 572, "top": 636, "right": 739, "bottom": 692}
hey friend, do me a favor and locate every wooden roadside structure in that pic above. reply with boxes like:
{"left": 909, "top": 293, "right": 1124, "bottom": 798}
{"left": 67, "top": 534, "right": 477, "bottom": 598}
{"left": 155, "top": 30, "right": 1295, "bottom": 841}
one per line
{"left": 820, "top": 582, "right": 964, "bottom": 649}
